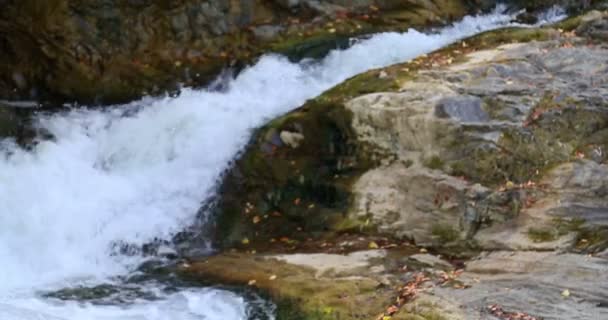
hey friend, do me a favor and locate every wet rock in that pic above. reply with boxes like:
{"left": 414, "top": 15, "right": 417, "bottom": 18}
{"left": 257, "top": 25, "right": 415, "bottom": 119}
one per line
{"left": 179, "top": 248, "right": 445, "bottom": 319}
{"left": 0, "top": 0, "right": 483, "bottom": 105}
{"left": 0, "top": 106, "right": 21, "bottom": 138}
{"left": 191, "top": 9, "right": 608, "bottom": 320}
{"left": 514, "top": 12, "right": 539, "bottom": 24}
{"left": 213, "top": 10, "right": 608, "bottom": 254}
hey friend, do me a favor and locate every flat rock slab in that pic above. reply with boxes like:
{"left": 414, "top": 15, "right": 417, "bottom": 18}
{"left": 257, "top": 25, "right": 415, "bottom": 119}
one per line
{"left": 433, "top": 251, "right": 608, "bottom": 320}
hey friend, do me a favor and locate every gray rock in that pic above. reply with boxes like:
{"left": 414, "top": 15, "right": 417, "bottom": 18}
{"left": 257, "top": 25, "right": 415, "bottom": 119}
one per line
{"left": 432, "top": 251, "right": 608, "bottom": 320}
{"left": 436, "top": 96, "right": 489, "bottom": 123}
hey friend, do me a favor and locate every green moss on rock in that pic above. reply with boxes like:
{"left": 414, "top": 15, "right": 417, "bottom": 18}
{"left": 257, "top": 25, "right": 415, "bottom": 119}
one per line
{"left": 431, "top": 224, "right": 461, "bottom": 243}
{"left": 527, "top": 227, "right": 558, "bottom": 242}
{"left": 213, "top": 97, "right": 370, "bottom": 248}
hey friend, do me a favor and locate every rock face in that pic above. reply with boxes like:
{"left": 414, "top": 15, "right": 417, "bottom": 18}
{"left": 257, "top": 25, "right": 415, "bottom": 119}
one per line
{"left": 348, "top": 21, "right": 608, "bottom": 252}
{"left": 202, "top": 10, "right": 608, "bottom": 319}
{"left": 0, "top": 0, "right": 489, "bottom": 105}
{"left": 218, "top": 10, "right": 608, "bottom": 254}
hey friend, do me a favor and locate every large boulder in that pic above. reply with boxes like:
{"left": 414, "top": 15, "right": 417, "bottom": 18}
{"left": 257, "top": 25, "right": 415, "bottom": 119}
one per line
{"left": 183, "top": 9, "right": 608, "bottom": 320}
{"left": 213, "top": 10, "right": 608, "bottom": 255}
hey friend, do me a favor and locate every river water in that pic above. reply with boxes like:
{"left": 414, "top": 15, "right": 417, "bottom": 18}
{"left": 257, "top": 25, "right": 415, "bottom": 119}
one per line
{"left": 0, "top": 6, "right": 564, "bottom": 320}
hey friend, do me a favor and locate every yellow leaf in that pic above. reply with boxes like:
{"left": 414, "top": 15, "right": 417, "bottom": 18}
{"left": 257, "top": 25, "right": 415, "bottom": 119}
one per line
{"left": 562, "top": 289, "right": 570, "bottom": 297}
{"left": 369, "top": 241, "right": 379, "bottom": 249}
{"left": 242, "top": 238, "right": 250, "bottom": 245}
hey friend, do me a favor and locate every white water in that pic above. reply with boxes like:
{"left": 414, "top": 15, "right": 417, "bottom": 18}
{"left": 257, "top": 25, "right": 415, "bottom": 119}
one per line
{"left": 0, "top": 6, "right": 564, "bottom": 320}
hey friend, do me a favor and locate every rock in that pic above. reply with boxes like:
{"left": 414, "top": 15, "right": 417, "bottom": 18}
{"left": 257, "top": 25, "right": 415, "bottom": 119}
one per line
{"left": 409, "top": 253, "right": 453, "bottom": 269}
{"left": 0, "top": 0, "right": 483, "bottom": 106}
{"left": 179, "top": 251, "right": 398, "bottom": 319}
{"left": 514, "top": 12, "right": 539, "bottom": 24}
{"left": 188, "top": 9, "right": 608, "bottom": 320}
{"left": 275, "top": 250, "right": 386, "bottom": 277}
{"left": 0, "top": 106, "right": 21, "bottom": 138}
{"left": 577, "top": 10, "right": 608, "bottom": 40}
{"left": 213, "top": 10, "right": 608, "bottom": 255}
{"left": 435, "top": 95, "right": 490, "bottom": 123}
{"left": 432, "top": 251, "right": 608, "bottom": 319}
{"left": 279, "top": 130, "right": 305, "bottom": 148}
{"left": 0, "top": 104, "right": 38, "bottom": 145}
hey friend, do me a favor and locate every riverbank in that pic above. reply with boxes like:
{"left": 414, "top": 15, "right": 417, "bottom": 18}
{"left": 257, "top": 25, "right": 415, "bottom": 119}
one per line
{"left": 0, "top": 0, "right": 491, "bottom": 106}
{"left": 1, "top": 0, "right": 601, "bottom": 107}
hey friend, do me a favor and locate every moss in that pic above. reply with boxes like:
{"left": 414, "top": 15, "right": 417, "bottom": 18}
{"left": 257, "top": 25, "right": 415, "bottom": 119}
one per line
{"left": 553, "top": 217, "right": 586, "bottom": 234}
{"left": 448, "top": 93, "right": 608, "bottom": 186}
{"left": 180, "top": 254, "right": 394, "bottom": 320}
{"left": 431, "top": 224, "right": 460, "bottom": 243}
{"left": 418, "top": 310, "right": 449, "bottom": 320}
{"left": 424, "top": 156, "right": 445, "bottom": 170}
{"left": 275, "top": 299, "right": 336, "bottom": 320}
{"left": 320, "top": 69, "right": 400, "bottom": 102}
{"left": 527, "top": 227, "right": 558, "bottom": 243}
{"left": 214, "top": 96, "right": 372, "bottom": 248}
{"left": 399, "top": 300, "right": 451, "bottom": 320}
{"left": 527, "top": 218, "right": 590, "bottom": 244}
{"left": 574, "top": 227, "right": 608, "bottom": 253}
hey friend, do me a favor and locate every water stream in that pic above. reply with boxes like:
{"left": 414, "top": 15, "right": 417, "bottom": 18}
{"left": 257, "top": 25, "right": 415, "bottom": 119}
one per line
{"left": 0, "top": 6, "right": 565, "bottom": 320}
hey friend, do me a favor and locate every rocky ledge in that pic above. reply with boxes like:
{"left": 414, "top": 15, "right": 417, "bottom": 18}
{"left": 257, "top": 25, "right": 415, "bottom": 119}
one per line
{"left": 0, "top": 0, "right": 499, "bottom": 106}
{"left": 181, "top": 9, "right": 608, "bottom": 320}
{"left": 0, "top": 0, "right": 601, "bottom": 106}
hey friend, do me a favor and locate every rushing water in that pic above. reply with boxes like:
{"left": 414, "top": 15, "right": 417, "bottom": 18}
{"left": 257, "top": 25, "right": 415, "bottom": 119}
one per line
{"left": 0, "top": 6, "right": 564, "bottom": 320}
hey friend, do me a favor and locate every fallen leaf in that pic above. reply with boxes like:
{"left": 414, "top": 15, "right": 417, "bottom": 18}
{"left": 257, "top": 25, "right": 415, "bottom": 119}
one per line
{"left": 562, "top": 289, "right": 570, "bottom": 298}
{"left": 369, "top": 241, "right": 380, "bottom": 249}
{"left": 386, "top": 305, "right": 399, "bottom": 315}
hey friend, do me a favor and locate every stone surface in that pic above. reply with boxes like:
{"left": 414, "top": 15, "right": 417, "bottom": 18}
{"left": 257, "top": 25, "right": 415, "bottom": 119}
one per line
{"left": 214, "top": 11, "right": 608, "bottom": 255}
{"left": 343, "top": 12, "right": 608, "bottom": 252}
{"left": 433, "top": 251, "right": 608, "bottom": 319}
{"left": 0, "top": 0, "right": 484, "bottom": 105}
{"left": 199, "top": 10, "right": 608, "bottom": 319}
